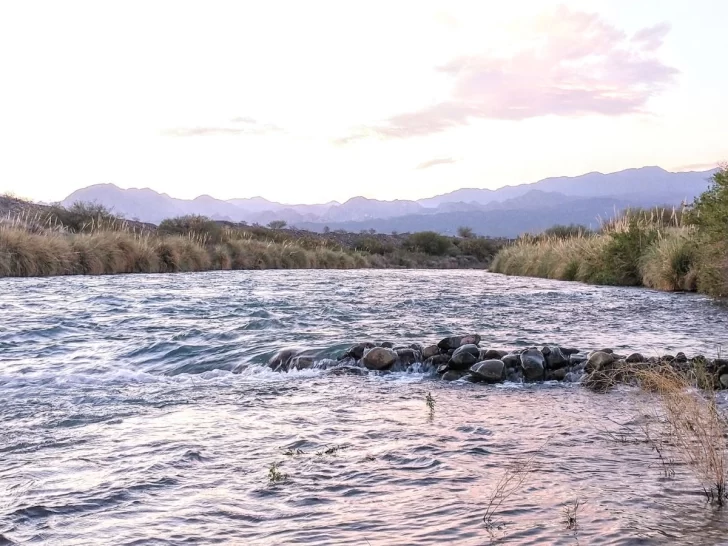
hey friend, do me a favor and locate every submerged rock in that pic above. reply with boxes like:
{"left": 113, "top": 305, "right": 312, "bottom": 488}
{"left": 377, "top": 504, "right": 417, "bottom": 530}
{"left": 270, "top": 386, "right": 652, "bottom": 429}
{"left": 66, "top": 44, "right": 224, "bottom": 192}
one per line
{"left": 469, "top": 359, "right": 505, "bottom": 383}
{"left": 290, "top": 356, "right": 315, "bottom": 370}
{"left": 269, "top": 348, "right": 301, "bottom": 372}
{"left": 520, "top": 348, "right": 545, "bottom": 381}
{"left": 362, "top": 347, "right": 397, "bottom": 370}
{"left": 327, "top": 365, "right": 368, "bottom": 376}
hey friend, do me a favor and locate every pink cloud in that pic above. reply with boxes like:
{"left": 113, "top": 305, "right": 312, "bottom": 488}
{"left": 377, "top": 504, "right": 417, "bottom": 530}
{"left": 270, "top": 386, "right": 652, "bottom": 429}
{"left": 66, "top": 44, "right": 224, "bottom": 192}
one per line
{"left": 342, "top": 7, "right": 677, "bottom": 141}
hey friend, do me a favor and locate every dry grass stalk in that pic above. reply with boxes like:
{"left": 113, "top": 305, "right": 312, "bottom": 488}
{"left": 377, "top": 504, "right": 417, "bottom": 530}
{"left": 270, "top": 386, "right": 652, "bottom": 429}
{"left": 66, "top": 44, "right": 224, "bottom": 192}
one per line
{"left": 635, "top": 367, "right": 728, "bottom": 504}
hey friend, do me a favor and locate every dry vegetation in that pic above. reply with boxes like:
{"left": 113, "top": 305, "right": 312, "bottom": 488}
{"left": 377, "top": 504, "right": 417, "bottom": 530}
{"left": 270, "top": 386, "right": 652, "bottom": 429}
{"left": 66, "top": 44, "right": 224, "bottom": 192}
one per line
{"left": 0, "top": 200, "right": 505, "bottom": 277}
{"left": 492, "top": 166, "right": 728, "bottom": 297}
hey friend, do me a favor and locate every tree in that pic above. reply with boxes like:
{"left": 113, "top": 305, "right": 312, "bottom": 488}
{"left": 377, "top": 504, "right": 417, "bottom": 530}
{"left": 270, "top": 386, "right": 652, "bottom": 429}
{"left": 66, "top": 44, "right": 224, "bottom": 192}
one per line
{"left": 457, "top": 226, "right": 475, "bottom": 238}
{"left": 404, "top": 231, "right": 452, "bottom": 255}
{"left": 267, "top": 220, "right": 287, "bottom": 230}
{"left": 323, "top": 225, "right": 330, "bottom": 233}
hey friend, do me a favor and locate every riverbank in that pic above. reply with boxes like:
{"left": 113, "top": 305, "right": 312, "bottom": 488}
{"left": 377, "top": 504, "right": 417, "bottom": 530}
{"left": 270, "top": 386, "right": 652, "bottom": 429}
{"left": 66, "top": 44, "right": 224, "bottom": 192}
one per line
{"left": 0, "top": 197, "right": 505, "bottom": 276}
{"left": 491, "top": 166, "right": 728, "bottom": 297}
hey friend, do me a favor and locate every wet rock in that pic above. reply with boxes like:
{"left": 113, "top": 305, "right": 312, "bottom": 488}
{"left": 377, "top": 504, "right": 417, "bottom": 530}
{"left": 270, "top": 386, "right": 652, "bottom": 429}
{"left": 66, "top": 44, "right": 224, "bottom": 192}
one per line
{"left": 560, "top": 347, "right": 581, "bottom": 356}
{"left": 469, "top": 359, "right": 505, "bottom": 383}
{"left": 436, "top": 363, "right": 449, "bottom": 374}
{"left": 502, "top": 353, "right": 521, "bottom": 369}
{"left": 520, "top": 348, "right": 545, "bottom": 382}
{"left": 290, "top": 356, "right": 315, "bottom": 370}
{"left": 442, "top": 370, "right": 466, "bottom": 381}
{"left": 569, "top": 353, "right": 587, "bottom": 366}
{"left": 409, "top": 343, "right": 424, "bottom": 354}
{"left": 598, "top": 348, "right": 614, "bottom": 354}
{"left": 481, "top": 348, "right": 508, "bottom": 360}
{"left": 661, "top": 354, "right": 675, "bottom": 362}
{"left": 506, "top": 369, "right": 524, "bottom": 383}
{"left": 396, "top": 348, "right": 421, "bottom": 366}
{"left": 626, "top": 353, "right": 645, "bottom": 363}
{"left": 340, "top": 342, "right": 375, "bottom": 361}
{"left": 546, "top": 368, "right": 568, "bottom": 381}
{"left": 720, "top": 375, "right": 728, "bottom": 389}
{"left": 437, "top": 334, "right": 481, "bottom": 351}
{"left": 426, "top": 354, "right": 451, "bottom": 368}
{"left": 675, "top": 352, "right": 688, "bottom": 363}
{"left": 269, "top": 348, "right": 301, "bottom": 372}
{"left": 449, "top": 344, "right": 480, "bottom": 370}
{"left": 362, "top": 347, "right": 397, "bottom": 370}
{"left": 582, "top": 370, "right": 614, "bottom": 393}
{"left": 715, "top": 358, "right": 728, "bottom": 368}
{"left": 380, "top": 341, "right": 395, "bottom": 349}
{"left": 422, "top": 344, "right": 441, "bottom": 359}
{"left": 543, "top": 346, "right": 569, "bottom": 370}
{"left": 585, "top": 351, "right": 615, "bottom": 373}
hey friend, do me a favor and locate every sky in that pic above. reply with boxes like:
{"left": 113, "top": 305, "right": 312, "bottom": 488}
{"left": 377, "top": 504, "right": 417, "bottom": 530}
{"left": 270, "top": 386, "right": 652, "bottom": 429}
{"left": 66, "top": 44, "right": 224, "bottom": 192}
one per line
{"left": 1, "top": 0, "right": 726, "bottom": 204}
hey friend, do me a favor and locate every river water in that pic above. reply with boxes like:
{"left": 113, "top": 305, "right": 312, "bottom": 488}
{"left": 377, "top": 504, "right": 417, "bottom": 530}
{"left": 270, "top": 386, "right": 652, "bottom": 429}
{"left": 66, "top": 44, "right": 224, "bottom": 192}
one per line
{"left": 1, "top": 270, "right": 728, "bottom": 545}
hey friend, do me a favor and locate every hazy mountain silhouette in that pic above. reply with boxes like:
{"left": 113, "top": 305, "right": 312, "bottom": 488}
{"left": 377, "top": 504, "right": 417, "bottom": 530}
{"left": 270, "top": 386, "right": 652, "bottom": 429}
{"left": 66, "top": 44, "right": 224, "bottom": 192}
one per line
{"left": 61, "top": 166, "right": 717, "bottom": 234}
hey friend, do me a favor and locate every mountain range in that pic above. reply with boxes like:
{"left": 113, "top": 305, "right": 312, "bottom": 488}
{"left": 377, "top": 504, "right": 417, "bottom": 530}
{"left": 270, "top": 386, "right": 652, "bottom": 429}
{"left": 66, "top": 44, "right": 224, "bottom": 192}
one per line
{"left": 61, "top": 166, "right": 718, "bottom": 237}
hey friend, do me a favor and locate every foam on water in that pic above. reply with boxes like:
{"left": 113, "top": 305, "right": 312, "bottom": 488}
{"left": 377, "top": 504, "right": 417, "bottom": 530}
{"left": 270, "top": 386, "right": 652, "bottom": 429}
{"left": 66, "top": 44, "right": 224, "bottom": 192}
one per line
{"left": 2, "top": 270, "right": 728, "bottom": 544}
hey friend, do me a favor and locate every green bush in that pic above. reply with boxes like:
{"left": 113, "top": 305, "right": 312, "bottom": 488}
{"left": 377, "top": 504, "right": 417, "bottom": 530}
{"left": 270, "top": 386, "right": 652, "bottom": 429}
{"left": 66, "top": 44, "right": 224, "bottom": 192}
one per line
{"left": 404, "top": 231, "right": 453, "bottom": 255}
{"left": 689, "top": 167, "right": 728, "bottom": 296}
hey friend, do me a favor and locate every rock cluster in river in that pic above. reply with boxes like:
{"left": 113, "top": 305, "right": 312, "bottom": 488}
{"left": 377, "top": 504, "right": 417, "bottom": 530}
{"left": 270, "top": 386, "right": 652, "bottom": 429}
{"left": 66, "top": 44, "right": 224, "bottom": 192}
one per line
{"left": 266, "top": 335, "right": 728, "bottom": 390}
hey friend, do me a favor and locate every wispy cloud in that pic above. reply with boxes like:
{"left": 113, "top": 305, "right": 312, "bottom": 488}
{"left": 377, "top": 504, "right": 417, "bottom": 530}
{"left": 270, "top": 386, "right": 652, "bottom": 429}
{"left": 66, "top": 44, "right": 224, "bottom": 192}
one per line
{"left": 162, "top": 117, "right": 284, "bottom": 137}
{"left": 338, "top": 7, "right": 677, "bottom": 142}
{"left": 416, "top": 157, "right": 456, "bottom": 170}
{"left": 673, "top": 161, "right": 721, "bottom": 172}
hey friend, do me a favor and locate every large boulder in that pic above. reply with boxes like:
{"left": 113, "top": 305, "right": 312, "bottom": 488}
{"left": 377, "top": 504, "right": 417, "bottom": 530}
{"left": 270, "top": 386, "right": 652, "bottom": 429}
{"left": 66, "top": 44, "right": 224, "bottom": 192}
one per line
{"left": 362, "top": 347, "right": 397, "bottom": 370}
{"left": 290, "top": 356, "right": 315, "bottom": 370}
{"left": 469, "top": 360, "right": 505, "bottom": 383}
{"left": 520, "top": 348, "right": 545, "bottom": 381}
{"left": 437, "top": 334, "right": 481, "bottom": 351}
{"left": 542, "top": 346, "right": 569, "bottom": 369}
{"left": 585, "top": 351, "right": 615, "bottom": 373}
{"left": 480, "top": 348, "right": 508, "bottom": 360}
{"left": 426, "top": 354, "right": 451, "bottom": 368}
{"left": 502, "top": 353, "right": 521, "bottom": 369}
{"left": 449, "top": 344, "right": 480, "bottom": 370}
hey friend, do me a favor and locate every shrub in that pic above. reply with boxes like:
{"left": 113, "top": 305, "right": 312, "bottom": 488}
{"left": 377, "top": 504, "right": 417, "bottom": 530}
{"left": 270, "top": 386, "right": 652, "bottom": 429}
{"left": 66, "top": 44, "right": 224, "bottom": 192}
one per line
{"left": 404, "top": 231, "right": 453, "bottom": 256}
{"left": 457, "top": 226, "right": 475, "bottom": 238}
{"left": 158, "top": 215, "right": 223, "bottom": 244}
{"left": 543, "top": 224, "right": 591, "bottom": 239}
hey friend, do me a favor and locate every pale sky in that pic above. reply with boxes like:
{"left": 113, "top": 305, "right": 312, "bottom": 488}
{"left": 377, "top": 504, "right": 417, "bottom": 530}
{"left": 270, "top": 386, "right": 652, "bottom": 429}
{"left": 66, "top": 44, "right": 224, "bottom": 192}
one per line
{"left": 1, "top": 0, "right": 726, "bottom": 204}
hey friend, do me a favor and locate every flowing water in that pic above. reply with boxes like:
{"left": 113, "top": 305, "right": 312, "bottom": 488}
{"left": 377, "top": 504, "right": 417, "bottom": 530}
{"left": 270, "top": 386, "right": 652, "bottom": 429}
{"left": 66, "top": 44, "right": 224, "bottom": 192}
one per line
{"left": 1, "top": 270, "right": 728, "bottom": 545}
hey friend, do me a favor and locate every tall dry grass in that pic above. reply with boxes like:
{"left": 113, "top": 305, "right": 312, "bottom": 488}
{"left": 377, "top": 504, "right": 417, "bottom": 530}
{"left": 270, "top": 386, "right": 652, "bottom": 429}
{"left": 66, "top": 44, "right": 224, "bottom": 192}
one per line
{"left": 491, "top": 207, "right": 701, "bottom": 291}
{"left": 635, "top": 367, "right": 728, "bottom": 504}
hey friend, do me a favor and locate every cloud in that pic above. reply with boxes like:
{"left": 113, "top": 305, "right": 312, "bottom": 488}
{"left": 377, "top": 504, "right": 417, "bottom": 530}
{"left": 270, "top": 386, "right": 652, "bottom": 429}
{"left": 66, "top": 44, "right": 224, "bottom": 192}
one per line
{"left": 673, "top": 161, "right": 721, "bottom": 172}
{"left": 162, "top": 117, "right": 284, "bottom": 137}
{"left": 340, "top": 7, "right": 677, "bottom": 141}
{"left": 415, "top": 157, "right": 457, "bottom": 170}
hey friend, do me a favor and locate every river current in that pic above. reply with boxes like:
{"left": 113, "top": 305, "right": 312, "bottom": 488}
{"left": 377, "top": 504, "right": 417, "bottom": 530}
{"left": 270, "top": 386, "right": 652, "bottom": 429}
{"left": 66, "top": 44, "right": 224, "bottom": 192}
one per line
{"left": 1, "top": 270, "right": 728, "bottom": 545}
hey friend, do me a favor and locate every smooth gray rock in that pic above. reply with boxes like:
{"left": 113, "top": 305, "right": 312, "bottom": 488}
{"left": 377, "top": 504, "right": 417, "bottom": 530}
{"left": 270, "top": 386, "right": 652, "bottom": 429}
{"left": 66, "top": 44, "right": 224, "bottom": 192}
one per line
{"left": 469, "top": 359, "right": 505, "bottom": 383}
{"left": 442, "top": 370, "right": 465, "bottom": 381}
{"left": 502, "top": 353, "right": 521, "bottom": 369}
{"left": 449, "top": 344, "right": 480, "bottom": 369}
{"left": 626, "top": 352, "right": 645, "bottom": 363}
{"left": 520, "top": 348, "right": 545, "bottom": 381}
{"left": 426, "top": 354, "right": 451, "bottom": 368}
{"left": 269, "top": 348, "right": 301, "bottom": 372}
{"left": 422, "top": 344, "right": 440, "bottom": 359}
{"left": 380, "top": 341, "right": 395, "bottom": 348}
{"left": 546, "top": 367, "right": 568, "bottom": 381}
{"left": 362, "top": 347, "right": 397, "bottom": 370}
{"left": 585, "top": 351, "right": 615, "bottom": 373}
{"left": 481, "top": 348, "right": 508, "bottom": 360}
{"left": 675, "top": 352, "right": 688, "bottom": 363}
{"left": 396, "top": 348, "right": 421, "bottom": 366}
{"left": 543, "top": 346, "right": 569, "bottom": 369}
{"left": 569, "top": 353, "right": 587, "bottom": 365}
{"left": 437, "top": 334, "right": 481, "bottom": 351}
{"left": 340, "top": 342, "right": 375, "bottom": 361}
{"left": 290, "top": 356, "right": 315, "bottom": 370}
{"left": 720, "top": 374, "right": 728, "bottom": 389}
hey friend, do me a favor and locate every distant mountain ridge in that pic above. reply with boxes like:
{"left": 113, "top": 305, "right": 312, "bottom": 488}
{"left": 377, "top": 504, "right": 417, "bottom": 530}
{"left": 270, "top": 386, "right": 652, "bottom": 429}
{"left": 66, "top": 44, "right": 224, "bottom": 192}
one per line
{"left": 61, "top": 166, "right": 718, "bottom": 236}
